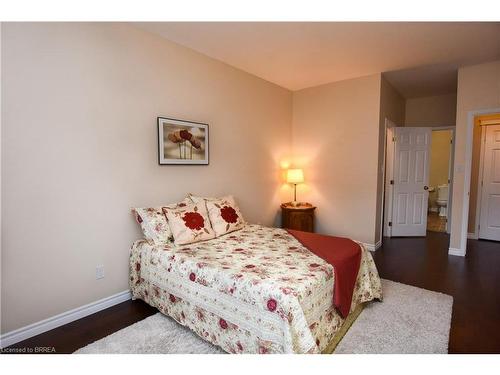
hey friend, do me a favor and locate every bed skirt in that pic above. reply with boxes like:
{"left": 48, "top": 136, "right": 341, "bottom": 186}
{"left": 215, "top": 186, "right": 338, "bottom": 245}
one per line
{"left": 322, "top": 302, "right": 365, "bottom": 354}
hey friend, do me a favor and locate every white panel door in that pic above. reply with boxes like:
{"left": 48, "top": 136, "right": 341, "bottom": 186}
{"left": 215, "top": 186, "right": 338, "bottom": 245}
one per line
{"left": 391, "top": 127, "right": 431, "bottom": 236}
{"left": 479, "top": 124, "right": 500, "bottom": 241}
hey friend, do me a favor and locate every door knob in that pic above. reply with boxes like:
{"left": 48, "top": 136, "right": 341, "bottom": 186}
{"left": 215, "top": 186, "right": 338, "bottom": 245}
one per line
{"left": 424, "top": 186, "right": 429, "bottom": 190}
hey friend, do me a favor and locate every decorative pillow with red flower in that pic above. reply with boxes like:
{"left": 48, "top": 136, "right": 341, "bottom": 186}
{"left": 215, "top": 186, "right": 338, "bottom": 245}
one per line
{"left": 188, "top": 193, "right": 237, "bottom": 206}
{"left": 132, "top": 198, "right": 190, "bottom": 244}
{"left": 187, "top": 193, "right": 218, "bottom": 204}
{"left": 206, "top": 196, "right": 246, "bottom": 237}
{"left": 163, "top": 202, "right": 216, "bottom": 245}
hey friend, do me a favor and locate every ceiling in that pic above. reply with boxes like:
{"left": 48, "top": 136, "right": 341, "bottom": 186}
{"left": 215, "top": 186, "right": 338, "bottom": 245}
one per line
{"left": 383, "top": 63, "right": 460, "bottom": 98}
{"left": 135, "top": 22, "right": 500, "bottom": 97}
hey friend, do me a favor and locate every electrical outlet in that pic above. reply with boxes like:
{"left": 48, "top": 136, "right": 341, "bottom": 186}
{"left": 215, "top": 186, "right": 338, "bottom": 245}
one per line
{"left": 96, "top": 265, "right": 105, "bottom": 280}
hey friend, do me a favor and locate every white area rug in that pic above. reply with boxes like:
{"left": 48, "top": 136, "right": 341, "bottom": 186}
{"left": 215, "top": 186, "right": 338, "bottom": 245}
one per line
{"left": 75, "top": 279, "right": 453, "bottom": 354}
{"left": 334, "top": 279, "right": 453, "bottom": 353}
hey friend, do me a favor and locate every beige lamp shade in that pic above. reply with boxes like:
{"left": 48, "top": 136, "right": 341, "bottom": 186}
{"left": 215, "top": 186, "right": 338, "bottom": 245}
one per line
{"left": 286, "top": 168, "right": 304, "bottom": 184}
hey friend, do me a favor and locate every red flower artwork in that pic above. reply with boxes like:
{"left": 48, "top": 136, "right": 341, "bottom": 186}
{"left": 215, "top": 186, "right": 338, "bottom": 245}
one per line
{"left": 189, "top": 272, "right": 196, "bottom": 282}
{"left": 179, "top": 129, "right": 192, "bottom": 140}
{"left": 267, "top": 298, "right": 277, "bottom": 312}
{"left": 182, "top": 212, "right": 205, "bottom": 230}
{"left": 219, "top": 318, "right": 228, "bottom": 329}
{"left": 220, "top": 206, "right": 238, "bottom": 223}
{"left": 169, "top": 294, "right": 176, "bottom": 303}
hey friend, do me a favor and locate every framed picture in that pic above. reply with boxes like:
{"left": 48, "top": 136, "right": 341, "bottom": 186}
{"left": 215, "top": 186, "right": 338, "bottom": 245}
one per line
{"left": 157, "top": 117, "right": 209, "bottom": 165}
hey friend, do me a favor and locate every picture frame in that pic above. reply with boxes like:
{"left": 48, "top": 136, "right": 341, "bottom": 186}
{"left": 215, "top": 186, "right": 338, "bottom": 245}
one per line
{"left": 157, "top": 117, "right": 209, "bottom": 165}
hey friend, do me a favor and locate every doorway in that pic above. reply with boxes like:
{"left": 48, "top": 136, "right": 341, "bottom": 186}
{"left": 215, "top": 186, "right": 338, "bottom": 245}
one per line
{"left": 427, "top": 128, "right": 454, "bottom": 233}
{"left": 471, "top": 114, "right": 500, "bottom": 241}
{"left": 383, "top": 125, "right": 455, "bottom": 237}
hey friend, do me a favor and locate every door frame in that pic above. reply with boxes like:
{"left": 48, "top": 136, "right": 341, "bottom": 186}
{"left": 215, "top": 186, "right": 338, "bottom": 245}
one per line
{"left": 383, "top": 124, "right": 453, "bottom": 237}
{"left": 382, "top": 118, "right": 396, "bottom": 238}
{"left": 475, "top": 117, "right": 500, "bottom": 240}
{"left": 452, "top": 107, "right": 500, "bottom": 256}
{"left": 473, "top": 122, "right": 487, "bottom": 239}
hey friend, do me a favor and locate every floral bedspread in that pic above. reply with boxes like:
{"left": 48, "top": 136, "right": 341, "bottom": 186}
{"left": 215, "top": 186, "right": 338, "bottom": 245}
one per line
{"left": 129, "top": 224, "right": 382, "bottom": 354}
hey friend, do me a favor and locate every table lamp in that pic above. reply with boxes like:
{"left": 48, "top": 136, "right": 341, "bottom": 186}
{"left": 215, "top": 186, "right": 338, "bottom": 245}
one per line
{"left": 286, "top": 168, "right": 304, "bottom": 206}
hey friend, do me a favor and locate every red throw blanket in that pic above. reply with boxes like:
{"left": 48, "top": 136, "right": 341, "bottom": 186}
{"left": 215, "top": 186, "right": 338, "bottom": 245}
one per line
{"left": 287, "top": 230, "right": 362, "bottom": 318}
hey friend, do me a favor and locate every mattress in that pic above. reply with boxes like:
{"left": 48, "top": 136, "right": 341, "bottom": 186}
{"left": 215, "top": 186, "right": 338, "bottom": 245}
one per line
{"left": 129, "top": 224, "right": 382, "bottom": 354}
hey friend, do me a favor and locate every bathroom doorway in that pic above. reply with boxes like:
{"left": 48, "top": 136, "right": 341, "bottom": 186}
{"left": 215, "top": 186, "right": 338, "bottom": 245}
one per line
{"left": 427, "top": 127, "right": 455, "bottom": 233}
{"left": 383, "top": 125, "right": 455, "bottom": 237}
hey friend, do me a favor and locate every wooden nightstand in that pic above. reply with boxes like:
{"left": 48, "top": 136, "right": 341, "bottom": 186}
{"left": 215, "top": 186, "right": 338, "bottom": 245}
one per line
{"left": 281, "top": 202, "right": 316, "bottom": 232}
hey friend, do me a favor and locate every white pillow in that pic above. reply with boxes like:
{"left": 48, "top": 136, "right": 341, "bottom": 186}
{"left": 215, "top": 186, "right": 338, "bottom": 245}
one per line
{"left": 188, "top": 193, "right": 234, "bottom": 205}
{"left": 187, "top": 193, "right": 216, "bottom": 204}
{"left": 132, "top": 198, "right": 190, "bottom": 244}
{"left": 162, "top": 201, "right": 216, "bottom": 245}
{"left": 206, "top": 196, "right": 246, "bottom": 237}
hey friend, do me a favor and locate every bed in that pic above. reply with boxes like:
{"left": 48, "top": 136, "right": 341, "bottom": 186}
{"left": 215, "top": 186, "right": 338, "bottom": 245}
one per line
{"left": 129, "top": 224, "right": 382, "bottom": 354}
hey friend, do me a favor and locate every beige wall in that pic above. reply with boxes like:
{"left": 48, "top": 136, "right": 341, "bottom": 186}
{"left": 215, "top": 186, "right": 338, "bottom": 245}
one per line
{"left": 1, "top": 23, "right": 292, "bottom": 333}
{"left": 291, "top": 74, "right": 382, "bottom": 245}
{"left": 405, "top": 93, "right": 457, "bottom": 127}
{"left": 450, "top": 60, "right": 500, "bottom": 252}
{"left": 375, "top": 77, "right": 406, "bottom": 243}
{"left": 429, "top": 130, "right": 452, "bottom": 208}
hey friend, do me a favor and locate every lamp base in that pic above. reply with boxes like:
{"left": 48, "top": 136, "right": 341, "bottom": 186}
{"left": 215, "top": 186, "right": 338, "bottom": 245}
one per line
{"left": 290, "top": 200, "right": 299, "bottom": 207}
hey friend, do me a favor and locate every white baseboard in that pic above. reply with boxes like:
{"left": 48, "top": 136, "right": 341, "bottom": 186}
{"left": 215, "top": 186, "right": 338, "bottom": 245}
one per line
{"left": 448, "top": 247, "right": 466, "bottom": 257}
{"left": 0, "top": 289, "right": 131, "bottom": 348}
{"left": 361, "top": 240, "right": 381, "bottom": 252}
{"left": 467, "top": 232, "right": 478, "bottom": 240}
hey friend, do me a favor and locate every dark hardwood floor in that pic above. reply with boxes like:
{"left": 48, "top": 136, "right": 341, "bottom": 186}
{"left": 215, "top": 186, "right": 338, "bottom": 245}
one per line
{"left": 372, "top": 232, "right": 500, "bottom": 354}
{"left": 3, "top": 231, "right": 499, "bottom": 354}
{"left": 2, "top": 297, "right": 157, "bottom": 354}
